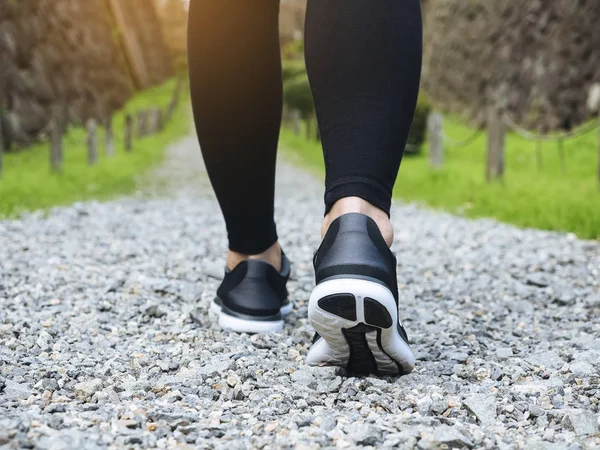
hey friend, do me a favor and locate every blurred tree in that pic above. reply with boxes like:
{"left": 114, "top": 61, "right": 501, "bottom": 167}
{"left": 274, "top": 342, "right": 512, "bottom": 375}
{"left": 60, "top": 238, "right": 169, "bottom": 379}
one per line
{"left": 280, "top": 0, "right": 306, "bottom": 48}
{"left": 422, "top": 0, "right": 600, "bottom": 131}
{"left": 152, "top": 0, "right": 188, "bottom": 72}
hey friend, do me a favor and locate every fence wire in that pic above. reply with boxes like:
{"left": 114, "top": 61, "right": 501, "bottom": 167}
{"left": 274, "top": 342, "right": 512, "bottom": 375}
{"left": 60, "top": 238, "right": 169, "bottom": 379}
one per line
{"left": 443, "top": 129, "right": 485, "bottom": 149}
{"left": 502, "top": 114, "right": 600, "bottom": 143}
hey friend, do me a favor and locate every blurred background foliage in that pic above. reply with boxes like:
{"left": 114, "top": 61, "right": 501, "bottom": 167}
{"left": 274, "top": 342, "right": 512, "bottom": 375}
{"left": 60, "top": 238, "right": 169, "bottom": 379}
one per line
{"left": 0, "top": 0, "right": 190, "bottom": 217}
{"left": 0, "top": 0, "right": 599, "bottom": 239}
{"left": 0, "top": 0, "right": 187, "bottom": 149}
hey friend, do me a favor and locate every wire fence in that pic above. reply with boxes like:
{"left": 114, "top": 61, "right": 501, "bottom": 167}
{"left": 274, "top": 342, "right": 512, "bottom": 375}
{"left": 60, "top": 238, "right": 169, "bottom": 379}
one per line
{"left": 443, "top": 128, "right": 485, "bottom": 150}
{"left": 427, "top": 106, "right": 600, "bottom": 188}
{"left": 0, "top": 77, "right": 185, "bottom": 178}
{"left": 502, "top": 115, "right": 600, "bottom": 142}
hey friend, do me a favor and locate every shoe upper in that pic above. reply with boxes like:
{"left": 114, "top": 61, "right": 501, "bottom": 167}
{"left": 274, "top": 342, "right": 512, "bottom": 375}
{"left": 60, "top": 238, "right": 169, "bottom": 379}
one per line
{"left": 313, "top": 213, "right": 399, "bottom": 302}
{"left": 216, "top": 252, "right": 290, "bottom": 318}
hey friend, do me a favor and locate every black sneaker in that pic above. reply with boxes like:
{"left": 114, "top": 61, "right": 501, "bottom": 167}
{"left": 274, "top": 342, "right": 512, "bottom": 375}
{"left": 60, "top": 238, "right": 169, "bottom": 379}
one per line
{"left": 306, "top": 213, "right": 415, "bottom": 376}
{"left": 210, "top": 252, "right": 292, "bottom": 333}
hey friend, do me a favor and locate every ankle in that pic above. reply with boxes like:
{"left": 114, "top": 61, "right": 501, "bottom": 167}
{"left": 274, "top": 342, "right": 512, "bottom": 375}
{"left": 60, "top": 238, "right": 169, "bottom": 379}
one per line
{"left": 227, "top": 241, "right": 282, "bottom": 271}
{"left": 322, "top": 197, "right": 394, "bottom": 247}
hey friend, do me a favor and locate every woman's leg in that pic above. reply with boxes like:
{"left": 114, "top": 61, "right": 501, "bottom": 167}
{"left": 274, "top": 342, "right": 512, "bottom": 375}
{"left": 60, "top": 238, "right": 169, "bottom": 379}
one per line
{"left": 187, "top": 0, "right": 283, "bottom": 268}
{"left": 305, "top": 0, "right": 423, "bottom": 242}
{"left": 305, "top": 0, "right": 423, "bottom": 375}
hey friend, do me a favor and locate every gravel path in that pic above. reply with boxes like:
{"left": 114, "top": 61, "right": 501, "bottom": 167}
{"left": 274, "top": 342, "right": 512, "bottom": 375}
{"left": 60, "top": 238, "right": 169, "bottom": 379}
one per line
{"left": 1, "top": 136, "right": 599, "bottom": 449}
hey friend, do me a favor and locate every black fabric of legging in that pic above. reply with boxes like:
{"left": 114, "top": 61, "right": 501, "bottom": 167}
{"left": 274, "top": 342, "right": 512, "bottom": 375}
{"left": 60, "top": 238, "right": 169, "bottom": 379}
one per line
{"left": 188, "top": 0, "right": 422, "bottom": 255}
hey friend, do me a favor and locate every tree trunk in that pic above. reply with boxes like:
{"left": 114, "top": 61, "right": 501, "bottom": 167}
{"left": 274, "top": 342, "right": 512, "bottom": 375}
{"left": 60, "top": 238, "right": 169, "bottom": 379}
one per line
{"left": 428, "top": 112, "right": 444, "bottom": 168}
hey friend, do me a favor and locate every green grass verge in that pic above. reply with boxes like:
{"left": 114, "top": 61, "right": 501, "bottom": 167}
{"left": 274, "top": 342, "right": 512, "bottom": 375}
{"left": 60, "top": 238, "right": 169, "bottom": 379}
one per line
{"left": 0, "top": 78, "right": 190, "bottom": 218}
{"left": 280, "top": 116, "right": 600, "bottom": 240}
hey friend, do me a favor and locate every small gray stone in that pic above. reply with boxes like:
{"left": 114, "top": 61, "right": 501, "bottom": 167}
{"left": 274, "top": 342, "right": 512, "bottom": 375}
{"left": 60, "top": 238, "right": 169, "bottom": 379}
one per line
{"left": 524, "top": 440, "right": 564, "bottom": 450}
{"left": 542, "top": 428, "right": 555, "bottom": 442}
{"left": 562, "top": 409, "right": 599, "bottom": 437}
{"left": 444, "top": 351, "right": 469, "bottom": 363}
{"left": 496, "top": 347, "right": 513, "bottom": 359}
{"left": 569, "top": 361, "right": 595, "bottom": 377}
{"left": 319, "top": 415, "right": 337, "bottom": 431}
{"left": 525, "top": 351, "right": 564, "bottom": 370}
{"left": 73, "top": 379, "right": 103, "bottom": 400}
{"left": 196, "top": 357, "right": 232, "bottom": 377}
{"left": 2, "top": 381, "right": 32, "bottom": 401}
{"left": 528, "top": 404, "right": 545, "bottom": 417}
{"left": 37, "top": 430, "right": 96, "bottom": 450}
{"left": 553, "top": 292, "right": 576, "bottom": 306}
{"left": 349, "top": 424, "right": 382, "bottom": 446}
{"left": 463, "top": 394, "right": 497, "bottom": 425}
{"left": 526, "top": 274, "right": 550, "bottom": 288}
{"left": 417, "top": 396, "right": 433, "bottom": 415}
{"left": 316, "top": 377, "right": 342, "bottom": 394}
{"left": 512, "top": 378, "right": 564, "bottom": 394}
{"left": 147, "top": 411, "right": 198, "bottom": 423}
{"left": 431, "top": 397, "right": 449, "bottom": 416}
{"left": 433, "top": 425, "right": 473, "bottom": 448}
{"left": 145, "top": 305, "right": 166, "bottom": 318}
{"left": 124, "top": 436, "right": 143, "bottom": 445}
{"left": 290, "top": 368, "right": 317, "bottom": 387}
{"left": 45, "top": 403, "right": 67, "bottom": 414}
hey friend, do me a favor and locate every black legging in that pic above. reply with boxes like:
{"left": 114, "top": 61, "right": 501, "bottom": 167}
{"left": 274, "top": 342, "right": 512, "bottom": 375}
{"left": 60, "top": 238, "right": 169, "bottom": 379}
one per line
{"left": 188, "top": 0, "right": 422, "bottom": 255}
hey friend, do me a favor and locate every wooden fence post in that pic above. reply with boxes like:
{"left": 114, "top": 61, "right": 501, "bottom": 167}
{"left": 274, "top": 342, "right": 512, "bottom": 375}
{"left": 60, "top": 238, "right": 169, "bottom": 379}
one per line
{"left": 291, "top": 110, "right": 301, "bottom": 136}
{"left": 486, "top": 104, "right": 505, "bottom": 182}
{"left": 105, "top": 115, "right": 114, "bottom": 157}
{"left": 87, "top": 119, "right": 98, "bottom": 165}
{"left": 428, "top": 111, "right": 444, "bottom": 168}
{"left": 125, "top": 114, "right": 133, "bottom": 152}
{"left": 167, "top": 98, "right": 177, "bottom": 123}
{"left": 0, "top": 117, "right": 4, "bottom": 177}
{"left": 597, "top": 112, "right": 600, "bottom": 191}
{"left": 50, "top": 105, "right": 64, "bottom": 172}
{"left": 306, "top": 115, "right": 313, "bottom": 140}
{"left": 166, "top": 78, "right": 183, "bottom": 123}
{"left": 282, "top": 105, "right": 291, "bottom": 128}
{"left": 150, "top": 108, "right": 160, "bottom": 134}
{"left": 156, "top": 108, "right": 164, "bottom": 132}
{"left": 137, "top": 110, "right": 147, "bottom": 138}
{"left": 557, "top": 138, "right": 567, "bottom": 174}
{"left": 142, "top": 110, "right": 148, "bottom": 136}
{"left": 146, "top": 110, "right": 154, "bottom": 135}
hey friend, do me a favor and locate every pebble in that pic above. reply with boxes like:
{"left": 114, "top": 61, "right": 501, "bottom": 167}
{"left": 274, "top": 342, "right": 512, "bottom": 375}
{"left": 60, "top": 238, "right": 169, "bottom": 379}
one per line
{"left": 73, "top": 379, "right": 103, "bottom": 400}
{"left": 463, "top": 394, "right": 497, "bottom": 426}
{"left": 569, "top": 361, "right": 596, "bottom": 377}
{"left": 496, "top": 347, "right": 513, "bottom": 359}
{"left": 433, "top": 425, "right": 473, "bottom": 448}
{"left": 562, "top": 409, "right": 599, "bottom": 437}
{"left": 417, "top": 396, "right": 433, "bottom": 415}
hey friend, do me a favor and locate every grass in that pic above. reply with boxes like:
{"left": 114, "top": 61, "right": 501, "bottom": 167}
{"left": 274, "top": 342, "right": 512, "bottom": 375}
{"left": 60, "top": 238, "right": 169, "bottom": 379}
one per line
{"left": 280, "top": 115, "right": 600, "bottom": 240}
{"left": 0, "top": 78, "right": 190, "bottom": 218}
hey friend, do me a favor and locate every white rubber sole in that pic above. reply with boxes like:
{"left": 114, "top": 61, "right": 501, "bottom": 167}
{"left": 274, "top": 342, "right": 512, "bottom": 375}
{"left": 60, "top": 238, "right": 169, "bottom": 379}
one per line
{"left": 307, "top": 278, "right": 415, "bottom": 375}
{"left": 209, "top": 300, "right": 292, "bottom": 334}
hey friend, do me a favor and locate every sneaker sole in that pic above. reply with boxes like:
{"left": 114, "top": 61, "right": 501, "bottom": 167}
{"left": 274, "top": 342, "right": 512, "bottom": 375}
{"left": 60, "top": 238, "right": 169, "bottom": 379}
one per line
{"left": 307, "top": 278, "right": 415, "bottom": 376}
{"left": 209, "top": 300, "right": 292, "bottom": 334}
